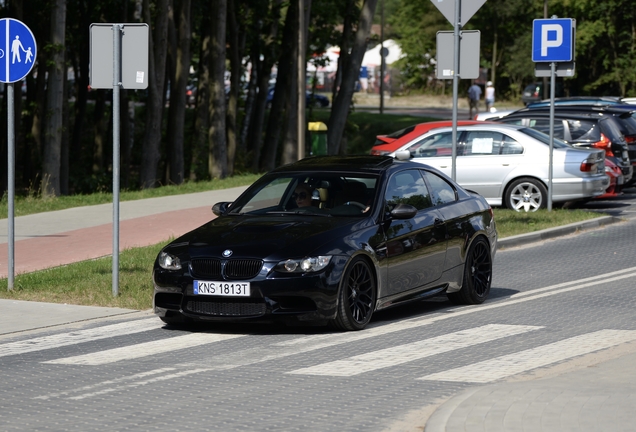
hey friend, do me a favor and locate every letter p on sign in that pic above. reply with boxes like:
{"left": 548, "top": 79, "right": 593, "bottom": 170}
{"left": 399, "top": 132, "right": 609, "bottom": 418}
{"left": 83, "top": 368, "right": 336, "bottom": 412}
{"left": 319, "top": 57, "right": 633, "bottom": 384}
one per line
{"left": 532, "top": 18, "right": 574, "bottom": 63}
{"left": 541, "top": 24, "right": 562, "bottom": 56}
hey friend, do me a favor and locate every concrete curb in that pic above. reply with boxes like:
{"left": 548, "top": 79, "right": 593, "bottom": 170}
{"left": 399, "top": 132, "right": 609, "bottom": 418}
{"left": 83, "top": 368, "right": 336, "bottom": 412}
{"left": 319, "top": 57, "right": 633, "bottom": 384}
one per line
{"left": 496, "top": 215, "right": 624, "bottom": 249}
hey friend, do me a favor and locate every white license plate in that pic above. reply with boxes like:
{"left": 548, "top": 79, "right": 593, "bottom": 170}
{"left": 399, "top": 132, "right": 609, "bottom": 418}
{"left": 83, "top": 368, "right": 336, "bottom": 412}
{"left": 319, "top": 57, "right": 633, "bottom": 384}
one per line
{"left": 194, "top": 281, "right": 250, "bottom": 297}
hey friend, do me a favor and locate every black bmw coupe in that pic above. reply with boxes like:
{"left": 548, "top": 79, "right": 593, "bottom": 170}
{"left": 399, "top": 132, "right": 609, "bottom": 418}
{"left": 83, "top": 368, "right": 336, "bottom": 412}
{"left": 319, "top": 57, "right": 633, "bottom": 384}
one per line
{"left": 153, "top": 155, "right": 497, "bottom": 331}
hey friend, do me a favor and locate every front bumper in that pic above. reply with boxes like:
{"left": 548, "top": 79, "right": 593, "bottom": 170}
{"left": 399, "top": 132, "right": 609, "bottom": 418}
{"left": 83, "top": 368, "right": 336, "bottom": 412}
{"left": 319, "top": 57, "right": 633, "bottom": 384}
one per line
{"left": 153, "top": 258, "right": 347, "bottom": 324}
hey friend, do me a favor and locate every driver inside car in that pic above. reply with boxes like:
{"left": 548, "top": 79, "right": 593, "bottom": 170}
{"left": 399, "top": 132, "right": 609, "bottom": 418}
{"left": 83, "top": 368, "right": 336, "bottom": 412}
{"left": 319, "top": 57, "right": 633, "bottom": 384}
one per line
{"left": 293, "top": 184, "right": 314, "bottom": 207}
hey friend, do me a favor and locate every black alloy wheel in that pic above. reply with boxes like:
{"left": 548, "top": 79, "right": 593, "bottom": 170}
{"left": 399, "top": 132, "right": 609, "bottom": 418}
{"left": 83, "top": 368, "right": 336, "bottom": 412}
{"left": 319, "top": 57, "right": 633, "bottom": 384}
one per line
{"left": 331, "top": 257, "right": 376, "bottom": 331}
{"left": 447, "top": 236, "right": 492, "bottom": 305}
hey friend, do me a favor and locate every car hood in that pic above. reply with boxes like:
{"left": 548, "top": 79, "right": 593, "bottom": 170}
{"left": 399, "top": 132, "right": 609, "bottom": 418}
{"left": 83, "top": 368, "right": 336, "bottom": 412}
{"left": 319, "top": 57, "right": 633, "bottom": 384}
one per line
{"left": 165, "top": 214, "right": 370, "bottom": 261}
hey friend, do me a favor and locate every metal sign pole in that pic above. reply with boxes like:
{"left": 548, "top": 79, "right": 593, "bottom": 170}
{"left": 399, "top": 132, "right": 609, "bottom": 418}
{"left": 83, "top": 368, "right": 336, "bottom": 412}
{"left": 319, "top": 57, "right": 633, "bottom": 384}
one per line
{"left": 451, "top": 0, "right": 461, "bottom": 182}
{"left": 548, "top": 61, "right": 555, "bottom": 211}
{"left": 112, "top": 24, "right": 122, "bottom": 297}
{"left": 7, "top": 83, "right": 15, "bottom": 290}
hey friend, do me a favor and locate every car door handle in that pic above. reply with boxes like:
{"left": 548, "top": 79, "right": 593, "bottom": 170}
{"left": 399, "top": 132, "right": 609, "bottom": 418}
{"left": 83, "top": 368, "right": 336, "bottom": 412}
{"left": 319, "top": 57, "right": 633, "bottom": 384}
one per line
{"left": 440, "top": 165, "right": 448, "bottom": 168}
{"left": 502, "top": 163, "right": 510, "bottom": 166}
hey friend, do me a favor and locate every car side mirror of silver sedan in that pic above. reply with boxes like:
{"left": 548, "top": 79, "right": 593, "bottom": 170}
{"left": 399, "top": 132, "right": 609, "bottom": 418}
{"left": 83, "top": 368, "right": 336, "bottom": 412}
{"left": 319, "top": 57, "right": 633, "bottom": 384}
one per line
{"left": 394, "top": 150, "right": 412, "bottom": 161}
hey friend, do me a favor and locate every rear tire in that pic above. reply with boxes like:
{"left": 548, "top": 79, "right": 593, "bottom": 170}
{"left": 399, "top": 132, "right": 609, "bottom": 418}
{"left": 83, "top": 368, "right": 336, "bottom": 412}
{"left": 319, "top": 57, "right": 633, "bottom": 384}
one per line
{"left": 505, "top": 178, "right": 547, "bottom": 212}
{"left": 447, "top": 236, "right": 492, "bottom": 305}
{"left": 331, "top": 257, "right": 376, "bottom": 331}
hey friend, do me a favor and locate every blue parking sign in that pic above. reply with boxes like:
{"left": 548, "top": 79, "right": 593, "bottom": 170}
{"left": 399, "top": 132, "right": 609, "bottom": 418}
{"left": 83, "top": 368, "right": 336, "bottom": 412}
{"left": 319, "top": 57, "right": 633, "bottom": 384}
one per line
{"left": 532, "top": 18, "right": 574, "bottom": 62}
{"left": 0, "top": 18, "right": 37, "bottom": 83}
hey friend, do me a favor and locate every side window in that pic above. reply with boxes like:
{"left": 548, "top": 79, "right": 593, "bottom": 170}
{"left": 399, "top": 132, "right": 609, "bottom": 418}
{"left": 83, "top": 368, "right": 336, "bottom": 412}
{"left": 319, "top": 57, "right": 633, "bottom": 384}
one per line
{"left": 407, "top": 132, "right": 453, "bottom": 158}
{"left": 422, "top": 170, "right": 456, "bottom": 205}
{"left": 528, "top": 118, "right": 565, "bottom": 139}
{"left": 566, "top": 119, "right": 600, "bottom": 142}
{"left": 385, "top": 170, "right": 433, "bottom": 211}
{"left": 499, "top": 118, "right": 524, "bottom": 126}
{"left": 501, "top": 134, "right": 524, "bottom": 154}
{"left": 462, "top": 131, "right": 502, "bottom": 156}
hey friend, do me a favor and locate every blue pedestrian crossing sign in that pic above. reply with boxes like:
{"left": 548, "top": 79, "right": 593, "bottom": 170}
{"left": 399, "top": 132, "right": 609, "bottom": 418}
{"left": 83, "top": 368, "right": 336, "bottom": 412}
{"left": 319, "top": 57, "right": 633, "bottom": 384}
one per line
{"left": 532, "top": 18, "right": 575, "bottom": 63}
{"left": 0, "top": 18, "right": 37, "bottom": 83}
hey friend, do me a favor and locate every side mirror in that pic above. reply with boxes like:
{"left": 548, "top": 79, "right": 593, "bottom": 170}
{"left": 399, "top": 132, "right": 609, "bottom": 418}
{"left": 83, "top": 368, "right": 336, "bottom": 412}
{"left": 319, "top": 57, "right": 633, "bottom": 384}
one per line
{"left": 390, "top": 203, "right": 417, "bottom": 219}
{"left": 212, "top": 202, "right": 232, "bottom": 216}
{"left": 394, "top": 150, "right": 411, "bottom": 161}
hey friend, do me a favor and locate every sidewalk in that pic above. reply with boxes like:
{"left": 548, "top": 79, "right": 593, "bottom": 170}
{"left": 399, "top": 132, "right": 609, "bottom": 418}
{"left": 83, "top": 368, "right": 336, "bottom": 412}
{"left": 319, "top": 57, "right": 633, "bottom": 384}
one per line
{"left": 0, "top": 187, "right": 633, "bottom": 432}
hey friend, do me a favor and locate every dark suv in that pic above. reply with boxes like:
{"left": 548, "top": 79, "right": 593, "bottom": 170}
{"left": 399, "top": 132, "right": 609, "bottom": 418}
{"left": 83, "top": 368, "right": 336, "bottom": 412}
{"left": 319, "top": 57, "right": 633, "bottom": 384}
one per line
{"left": 495, "top": 108, "right": 633, "bottom": 183}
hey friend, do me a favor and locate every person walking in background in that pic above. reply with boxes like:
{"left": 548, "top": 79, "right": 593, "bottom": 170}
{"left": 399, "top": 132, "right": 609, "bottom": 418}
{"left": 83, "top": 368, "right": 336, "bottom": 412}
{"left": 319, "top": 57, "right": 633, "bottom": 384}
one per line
{"left": 468, "top": 82, "right": 482, "bottom": 119}
{"left": 485, "top": 81, "right": 495, "bottom": 112}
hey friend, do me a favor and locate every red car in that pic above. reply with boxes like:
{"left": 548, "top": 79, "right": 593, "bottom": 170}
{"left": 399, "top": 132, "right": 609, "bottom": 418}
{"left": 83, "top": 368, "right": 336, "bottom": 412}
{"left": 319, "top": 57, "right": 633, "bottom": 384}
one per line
{"left": 370, "top": 120, "right": 488, "bottom": 155}
{"left": 596, "top": 158, "right": 623, "bottom": 199}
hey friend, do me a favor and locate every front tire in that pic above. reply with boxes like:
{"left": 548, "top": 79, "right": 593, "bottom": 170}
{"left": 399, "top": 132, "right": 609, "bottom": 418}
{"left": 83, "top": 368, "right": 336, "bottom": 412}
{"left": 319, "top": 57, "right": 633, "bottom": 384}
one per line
{"left": 447, "top": 236, "right": 492, "bottom": 305}
{"left": 331, "top": 257, "right": 377, "bottom": 331}
{"left": 505, "top": 178, "right": 547, "bottom": 212}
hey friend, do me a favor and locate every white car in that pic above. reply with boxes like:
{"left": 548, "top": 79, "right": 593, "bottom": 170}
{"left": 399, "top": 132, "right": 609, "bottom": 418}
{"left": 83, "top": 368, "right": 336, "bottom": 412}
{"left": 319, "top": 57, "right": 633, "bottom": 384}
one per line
{"left": 473, "top": 108, "right": 517, "bottom": 121}
{"left": 390, "top": 123, "right": 610, "bottom": 212}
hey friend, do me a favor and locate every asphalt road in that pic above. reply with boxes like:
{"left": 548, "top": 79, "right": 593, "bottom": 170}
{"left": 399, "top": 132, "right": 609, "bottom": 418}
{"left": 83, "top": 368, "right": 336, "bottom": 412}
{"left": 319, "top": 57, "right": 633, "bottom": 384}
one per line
{"left": 1, "top": 191, "right": 635, "bottom": 431}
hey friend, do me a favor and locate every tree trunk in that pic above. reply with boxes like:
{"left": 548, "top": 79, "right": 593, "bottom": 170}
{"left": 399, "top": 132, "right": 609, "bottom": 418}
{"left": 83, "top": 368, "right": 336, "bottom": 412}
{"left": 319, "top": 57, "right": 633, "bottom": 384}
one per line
{"left": 280, "top": 0, "right": 301, "bottom": 166}
{"left": 167, "top": 0, "right": 191, "bottom": 185}
{"left": 261, "top": 2, "right": 295, "bottom": 172}
{"left": 246, "top": 0, "right": 283, "bottom": 172}
{"left": 190, "top": 5, "right": 211, "bottom": 181}
{"left": 92, "top": 92, "right": 107, "bottom": 175}
{"left": 333, "top": 0, "right": 355, "bottom": 101}
{"left": 226, "top": 0, "right": 242, "bottom": 175}
{"left": 207, "top": 0, "right": 228, "bottom": 179}
{"left": 327, "top": 0, "right": 378, "bottom": 155}
{"left": 140, "top": 0, "right": 170, "bottom": 188}
{"left": 42, "top": 0, "right": 67, "bottom": 197}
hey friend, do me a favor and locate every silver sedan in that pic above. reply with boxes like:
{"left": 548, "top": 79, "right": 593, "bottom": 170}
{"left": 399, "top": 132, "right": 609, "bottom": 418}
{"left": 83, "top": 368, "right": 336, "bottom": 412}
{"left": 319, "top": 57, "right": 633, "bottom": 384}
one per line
{"left": 389, "top": 123, "right": 610, "bottom": 212}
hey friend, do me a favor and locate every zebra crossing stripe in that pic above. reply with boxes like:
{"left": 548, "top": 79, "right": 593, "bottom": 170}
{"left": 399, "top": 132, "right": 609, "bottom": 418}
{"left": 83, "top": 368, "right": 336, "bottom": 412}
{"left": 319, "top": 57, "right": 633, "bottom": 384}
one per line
{"left": 418, "top": 329, "right": 636, "bottom": 383}
{"left": 287, "top": 324, "right": 542, "bottom": 377}
{"left": 0, "top": 318, "right": 160, "bottom": 358}
{"left": 43, "top": 332, "right": 245, "bottom": 365}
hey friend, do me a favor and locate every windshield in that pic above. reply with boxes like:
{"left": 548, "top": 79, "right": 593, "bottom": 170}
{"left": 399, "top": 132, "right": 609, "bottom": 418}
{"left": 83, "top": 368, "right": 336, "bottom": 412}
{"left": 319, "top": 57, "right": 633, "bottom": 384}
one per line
{"left": 519, "top": 127, "right": 570, "bottom": 148}
{"left": 227, "top": 173, "right": 379, "bottom": 217}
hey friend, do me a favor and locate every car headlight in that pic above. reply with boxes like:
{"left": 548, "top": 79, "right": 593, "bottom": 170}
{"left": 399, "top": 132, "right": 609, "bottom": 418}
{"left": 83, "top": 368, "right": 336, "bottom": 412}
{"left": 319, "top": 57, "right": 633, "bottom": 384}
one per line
{"left": 158, "top": 251, "right": 182, "bottom": 270}
{"left": 276, "top": 256, "right": 332, "bottom": 273}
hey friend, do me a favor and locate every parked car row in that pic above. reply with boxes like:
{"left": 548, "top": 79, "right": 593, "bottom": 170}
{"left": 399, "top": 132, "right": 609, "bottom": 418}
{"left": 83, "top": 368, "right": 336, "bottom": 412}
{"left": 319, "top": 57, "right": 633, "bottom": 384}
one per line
{"left": 371, "top": 97, "right": 636, "bottom": 212}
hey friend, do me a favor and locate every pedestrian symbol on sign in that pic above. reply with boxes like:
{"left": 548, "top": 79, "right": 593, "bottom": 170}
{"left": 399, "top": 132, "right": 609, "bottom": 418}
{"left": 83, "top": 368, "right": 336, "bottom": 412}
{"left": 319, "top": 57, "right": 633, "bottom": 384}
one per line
{"left": 0, "top": 18, "right": 37, "bottom": 83}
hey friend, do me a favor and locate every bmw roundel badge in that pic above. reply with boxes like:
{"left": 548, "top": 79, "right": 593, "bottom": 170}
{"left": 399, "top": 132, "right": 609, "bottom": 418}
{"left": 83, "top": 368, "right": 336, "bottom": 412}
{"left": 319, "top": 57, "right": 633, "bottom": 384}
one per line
{"left": 222, "top": 249, "right": 233, "bottom": 258}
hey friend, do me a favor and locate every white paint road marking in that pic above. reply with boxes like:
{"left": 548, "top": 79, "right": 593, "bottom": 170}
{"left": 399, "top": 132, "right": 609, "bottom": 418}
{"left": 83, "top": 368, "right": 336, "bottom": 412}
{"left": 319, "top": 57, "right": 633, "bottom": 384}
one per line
{"left": 510, "top": 265, "right": 636, "bottom": 299}
{"left": 418, "top": 329, "right": 636, "bottom": 383}
{"left": 287, "top": 324, "right": 542, "bottom": 376}
{"left": 179, "top": 270, "right": 636, "bottom": 371}
{"left": 67, "top": 368, "right": 212, "bottom": 400}
{"left": 34, "top": 367, "right": 177, "bottom": 400}
{"left": 0, "top": 318, "right": 160, "bottom": 358}
{"left": 43, "top": 332, "right": 245, "bottom": 365}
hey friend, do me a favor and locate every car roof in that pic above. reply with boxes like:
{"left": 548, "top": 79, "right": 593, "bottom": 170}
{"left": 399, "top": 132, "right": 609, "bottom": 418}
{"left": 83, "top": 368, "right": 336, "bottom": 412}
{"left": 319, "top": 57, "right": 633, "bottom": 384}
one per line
{"left": 271, "top": 155, "right": 422, "bottom": 175}
{"left": 503, "top": 108, "right": 611, "bottom": 121}
{"left": 389, "top": 122, "right": 531, "bottom": 141}
{"left": 527, "top": 96, "right": 623, "bottom": 108}
{"left": 376, "top": 120, "right": 483, "bottom": 140}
